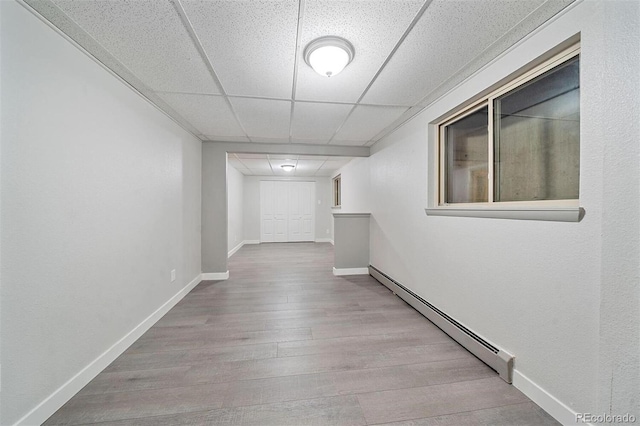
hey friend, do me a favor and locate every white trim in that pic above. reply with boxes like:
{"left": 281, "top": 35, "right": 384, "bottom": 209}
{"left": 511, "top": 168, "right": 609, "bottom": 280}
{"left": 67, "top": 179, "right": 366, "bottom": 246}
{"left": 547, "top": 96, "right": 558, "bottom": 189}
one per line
{"left": 15, "top": 274, "right": 203, "bottom": 426}
{"left": 315, "top": 238, "right": 333, "bottom": 243}
{"left": 228, "top": 241, "right": 244, "bottom": 258}
{"left": 201, "top": 271, "right": 229, "bottom": 280}
{"left": 333, "top": 267, "right": 369, "bottom": 276}
{"left": 512, "top": 369, "right": 585, "bottom": 426}
{"left": 244, "top": 240, "right": 260, "bottom": 245}
{"left": 425, "top": 207, "right": 583, "bottom": 222}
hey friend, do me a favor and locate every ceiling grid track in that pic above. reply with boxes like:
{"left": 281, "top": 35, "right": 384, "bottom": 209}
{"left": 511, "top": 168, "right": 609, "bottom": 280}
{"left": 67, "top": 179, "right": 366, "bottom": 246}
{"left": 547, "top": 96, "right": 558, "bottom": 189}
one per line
{"left": 289, "top": 0, "right": 307, "bottom": 143}
{"left": 326, "top": 0, "right": 434, "bottom": 145}
{"left": 172, "top": 0, "right": 253, "bottom": 142}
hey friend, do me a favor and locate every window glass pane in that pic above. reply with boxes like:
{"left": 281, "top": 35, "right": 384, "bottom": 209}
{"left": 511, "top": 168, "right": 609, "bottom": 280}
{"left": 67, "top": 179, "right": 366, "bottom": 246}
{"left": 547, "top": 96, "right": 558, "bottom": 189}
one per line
{"left": 494, "top": 57, "right": 580, "bottom": 202}
{"left": 445, "top": 106, "right": 488, "bottom": 203}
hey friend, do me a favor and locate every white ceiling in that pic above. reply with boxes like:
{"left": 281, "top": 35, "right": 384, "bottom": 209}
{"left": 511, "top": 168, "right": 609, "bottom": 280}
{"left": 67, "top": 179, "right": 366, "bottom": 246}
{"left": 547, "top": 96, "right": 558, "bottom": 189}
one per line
{"left": 229, "top": 153, "right": 352, "bottom": 177}
{"left": 26, "top": 0, "right": 575, "bottom": 147}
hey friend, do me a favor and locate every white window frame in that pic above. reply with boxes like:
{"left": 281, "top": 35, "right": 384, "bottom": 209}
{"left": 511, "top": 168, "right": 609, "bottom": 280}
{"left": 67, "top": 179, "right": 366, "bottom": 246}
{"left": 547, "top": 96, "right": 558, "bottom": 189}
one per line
{"left": 427, "top": 43, "right": 582, "bottom": 222}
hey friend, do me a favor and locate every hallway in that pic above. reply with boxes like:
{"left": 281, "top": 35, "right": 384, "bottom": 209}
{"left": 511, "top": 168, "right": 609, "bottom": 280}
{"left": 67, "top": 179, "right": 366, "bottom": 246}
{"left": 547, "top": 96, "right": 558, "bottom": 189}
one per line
{"left": 44, "top": 243, "right": 557, "bottom": 425}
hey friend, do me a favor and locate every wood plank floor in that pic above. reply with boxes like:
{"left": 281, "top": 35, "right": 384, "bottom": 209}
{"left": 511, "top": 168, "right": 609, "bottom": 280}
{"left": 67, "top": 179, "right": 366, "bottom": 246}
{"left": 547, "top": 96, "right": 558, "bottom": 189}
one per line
{"left": 45, "top": 242, "right": 558, "bottom": 425}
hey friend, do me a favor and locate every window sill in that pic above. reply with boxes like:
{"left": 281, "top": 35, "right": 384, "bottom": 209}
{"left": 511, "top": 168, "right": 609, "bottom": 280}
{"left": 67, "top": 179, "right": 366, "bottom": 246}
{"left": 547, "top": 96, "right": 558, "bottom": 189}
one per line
{"left": 331, "top": 206, "right": 342, "bottom": 209}
{"left": 425, "top": 206, "right": 584, "bottom": 222}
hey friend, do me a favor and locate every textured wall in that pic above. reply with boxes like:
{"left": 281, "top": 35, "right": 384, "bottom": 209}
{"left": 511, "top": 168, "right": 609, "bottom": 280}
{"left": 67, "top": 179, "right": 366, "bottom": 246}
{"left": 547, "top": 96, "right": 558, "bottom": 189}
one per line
{"left": 0, "top": 2, "right": 202, "bottom": 424}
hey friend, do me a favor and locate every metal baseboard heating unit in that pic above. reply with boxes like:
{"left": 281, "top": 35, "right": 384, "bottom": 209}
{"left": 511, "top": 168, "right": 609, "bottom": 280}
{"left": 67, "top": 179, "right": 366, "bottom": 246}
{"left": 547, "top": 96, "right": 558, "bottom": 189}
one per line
{"left": 369, "top": 265, "right": 514, "bottom": 383}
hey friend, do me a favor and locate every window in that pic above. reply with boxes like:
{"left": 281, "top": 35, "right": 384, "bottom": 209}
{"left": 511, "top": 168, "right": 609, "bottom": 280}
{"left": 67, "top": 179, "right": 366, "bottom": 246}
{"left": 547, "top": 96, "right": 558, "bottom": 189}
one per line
{"left": 332, "top": 174, "right": 341, "bottom": 208}
{"left": 430, "top": 43, "right": 581, "bottom": 221}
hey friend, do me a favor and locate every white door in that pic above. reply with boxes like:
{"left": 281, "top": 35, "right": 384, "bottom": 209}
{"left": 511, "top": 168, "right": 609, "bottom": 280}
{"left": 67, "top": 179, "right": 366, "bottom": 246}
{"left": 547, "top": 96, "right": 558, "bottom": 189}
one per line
{"left": 287, "top": 181, "right": 315, "bottom": 242}
{"left": 273, "top": 182, "right": 288, "bottom": 242}
{"left": 260, "top": 181, "right": 288, "bottom": 242}
{"left": 261, "top": 181, "right": 315, "bottom": 243}
{"left": 300, "top": 182, "right": 315, "bottom": 241}
{"left": 288, "top": 182, "right": 303, "bottom": 241}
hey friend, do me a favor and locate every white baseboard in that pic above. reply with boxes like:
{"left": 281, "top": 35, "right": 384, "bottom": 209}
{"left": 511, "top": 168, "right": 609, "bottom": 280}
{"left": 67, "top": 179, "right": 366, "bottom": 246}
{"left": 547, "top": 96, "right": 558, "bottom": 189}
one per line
{"left": 315, "top": 238, "right": 334, "bottom": 244}
{"left": 16, "top": 274, "right": 203, "bottom": 426}
{"left": 333, "top": 267, "right": 369, "bottom": 276}
{"left": 228, "top": 241, "right": 244, "bottom": 258}
{"left": 244, "top": 240, "right": 260, "bottom": 245}
{"left": 512, "top": 369, "right": 583, "bottom": 426}
{"left": 201, "top": 271, "right": 229, "bottom": 280}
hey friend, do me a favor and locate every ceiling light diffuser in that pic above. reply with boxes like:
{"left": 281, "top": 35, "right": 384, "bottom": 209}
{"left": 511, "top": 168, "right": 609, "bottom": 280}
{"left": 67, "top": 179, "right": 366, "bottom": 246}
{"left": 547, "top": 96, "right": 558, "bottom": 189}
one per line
{"left": 281, "top": 164, "right": 295, "bottom": 172}
{"left": 304, "top": 36, "right": 355, "bottom": 78}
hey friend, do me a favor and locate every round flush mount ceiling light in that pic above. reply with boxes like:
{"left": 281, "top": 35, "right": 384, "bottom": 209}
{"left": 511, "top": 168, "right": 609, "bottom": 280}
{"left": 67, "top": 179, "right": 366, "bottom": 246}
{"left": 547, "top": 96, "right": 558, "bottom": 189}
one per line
{"left": 281, "top": 164, "right": 295, "bottom": 172}
{"left": 304, "top": 36, "right": 355, "bottom": 78}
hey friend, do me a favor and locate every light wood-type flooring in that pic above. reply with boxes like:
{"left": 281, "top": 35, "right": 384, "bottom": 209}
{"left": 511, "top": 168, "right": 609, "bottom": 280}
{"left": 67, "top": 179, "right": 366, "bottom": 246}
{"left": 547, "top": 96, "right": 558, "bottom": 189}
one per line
{"left": 45, "top": 242, "right": 558, "bottom": 425}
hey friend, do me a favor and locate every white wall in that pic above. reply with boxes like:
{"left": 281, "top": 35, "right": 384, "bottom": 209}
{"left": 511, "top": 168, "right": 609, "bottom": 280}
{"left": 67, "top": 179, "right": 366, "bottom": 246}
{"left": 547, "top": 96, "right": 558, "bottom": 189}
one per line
{"left": 227, "top": 162, "right": 244, "bottom": 254}
{"left": 333, "top": 157, "right": 371, "bottom": 214}
{"left": 243, "top": 176, "right": 333, "bottom": 243}
{"left": 1, "top": 2, "right": 202, "bottom": 425}
{"left": 342, "top": 1, "right": 639, "bottom": 423}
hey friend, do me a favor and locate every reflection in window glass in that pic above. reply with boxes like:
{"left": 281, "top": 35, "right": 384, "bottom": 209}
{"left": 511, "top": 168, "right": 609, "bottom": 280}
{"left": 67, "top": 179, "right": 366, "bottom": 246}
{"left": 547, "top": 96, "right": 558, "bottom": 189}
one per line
{"left": 494, "top": 57, "right": 580, "bottom": 202}
{"left": 445, "top": 106, "right": 488, "bottom": 203}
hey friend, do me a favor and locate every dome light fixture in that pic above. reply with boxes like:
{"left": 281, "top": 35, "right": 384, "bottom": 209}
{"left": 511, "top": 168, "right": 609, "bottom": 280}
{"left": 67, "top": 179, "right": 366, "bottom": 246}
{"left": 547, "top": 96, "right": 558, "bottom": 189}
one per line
{"left": 281, "top": 164, "right": 295, "bottom": 172}
{"left": 304, "top": 36, "right": 355, "bottom": 78}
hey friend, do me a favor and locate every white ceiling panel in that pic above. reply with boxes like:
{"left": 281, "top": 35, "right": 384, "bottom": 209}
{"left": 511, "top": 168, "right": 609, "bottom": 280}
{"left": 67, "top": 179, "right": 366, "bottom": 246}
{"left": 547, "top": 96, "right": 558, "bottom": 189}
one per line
{"left": 228, "top": 157, "right": 246, "bottom": 168}
{"left": 321, "top": 159, "right": 352, "bottom": 170}
{"left": 295, "top": 159, "right": 325, "bottom": 173}
{"left": 291, "top": 102, "right": 353, "bottom": 140}
{"left": 181, "top": 0, "right": 298, "bottom": 99}
{"left": 334, "top": 105, "right": 408, "bottom": 142}
{"left": 204, "top": 135, "right": 251, "bottom": 142}
{"left": 52, "top": 0, "right": 219, "bottom": 94}
{"left": 362, "top": 0, "right": 547, "bottom": 106}
{"left": 295, "top": 0, "right": 424, "bottom": 103}
{"left": 159, "top": 93, "right": 246, "bottom": 137}
{"left": 234, "top": 153, "right": 268, "bottom": 159}
{"left": 229, "top": 98, "right": 291, "bottom": 139}
{"left": 28, "top": 0, "right": 575, "bottom": 149}
{"left": 268, "top": 155, "right": 298, "bottom": 160}
{"left": 238, "top": 158, "right": 271, "bottom": 170}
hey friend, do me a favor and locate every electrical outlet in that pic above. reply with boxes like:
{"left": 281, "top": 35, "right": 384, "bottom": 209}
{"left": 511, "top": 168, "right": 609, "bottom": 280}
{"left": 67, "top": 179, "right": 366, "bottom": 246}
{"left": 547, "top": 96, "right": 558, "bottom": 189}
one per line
{"left": 170, "top": 269, "right": 176, "bottom": 282}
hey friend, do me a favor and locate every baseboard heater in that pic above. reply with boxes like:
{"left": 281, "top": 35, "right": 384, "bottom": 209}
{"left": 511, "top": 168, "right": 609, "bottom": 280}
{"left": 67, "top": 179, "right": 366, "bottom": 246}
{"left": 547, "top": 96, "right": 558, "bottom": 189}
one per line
{"left": 368, "top": 265, "right": 514, "bottom": 383}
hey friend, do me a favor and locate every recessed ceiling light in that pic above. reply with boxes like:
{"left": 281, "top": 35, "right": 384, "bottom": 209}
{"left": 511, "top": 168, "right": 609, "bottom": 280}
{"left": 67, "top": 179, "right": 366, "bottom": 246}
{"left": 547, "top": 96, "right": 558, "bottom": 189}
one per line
{"left": 281, "top": 164, "right": 295, "bottom": 172}
{"left": 304, "top": 36, "right": 355, "bottom": 78}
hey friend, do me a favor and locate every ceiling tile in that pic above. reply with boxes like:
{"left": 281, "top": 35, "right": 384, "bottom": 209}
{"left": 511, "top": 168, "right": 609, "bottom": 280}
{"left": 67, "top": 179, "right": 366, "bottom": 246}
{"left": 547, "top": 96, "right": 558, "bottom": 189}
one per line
{"left": 291, "top": 102, "right": 353, "bottom": 140}
{"left": 268, "top": 154, "right": 298, "bottom": 160}
{"left": 52, "top": 0, "right": 219, "bottom": 94}
{"left": 159, "top": 93, "right": 245, "bottom": 138}
{"left": 295, "top": 0, "right": 425, "bottom": 103}
{"left": 234, "top": 153, "right": 268, "bottom": 159}
{"left": 321, "top": 159, "right": 351, "bottom": 170}
{"left": 181, "top": 0, "right": 298, "bottom": 99}
{"left": 362, "top": 0, "right": 547, "bottom": 106}
{"left": 228, "top": 157, "right": 245, "bottom": 169}
{"left": 295, "top": 159, "right": 325, "bottom": 173}
{"left": 314, "top": 169, "right": 334, "bottom": 177}
{"left": 204, "top": 135, "right": 251, "bottom": 142}
{"left": 229, "top": 98, "right": 291, "bottom": 139}
{"left": 333, "top": 105, "right": 408, "bottom": 142}
{"left": 239, "top": 159, "right": 272, "bottom": 170}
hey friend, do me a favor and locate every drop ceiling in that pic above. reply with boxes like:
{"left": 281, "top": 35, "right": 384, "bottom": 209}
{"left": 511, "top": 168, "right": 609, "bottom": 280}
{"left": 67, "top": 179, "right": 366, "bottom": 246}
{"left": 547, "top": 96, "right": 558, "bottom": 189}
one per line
{"left": 229, "top": 154, "right": 352, "bottom": 177}
{"left": 25, "top": 0, "right": 574, "bottom": 147}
